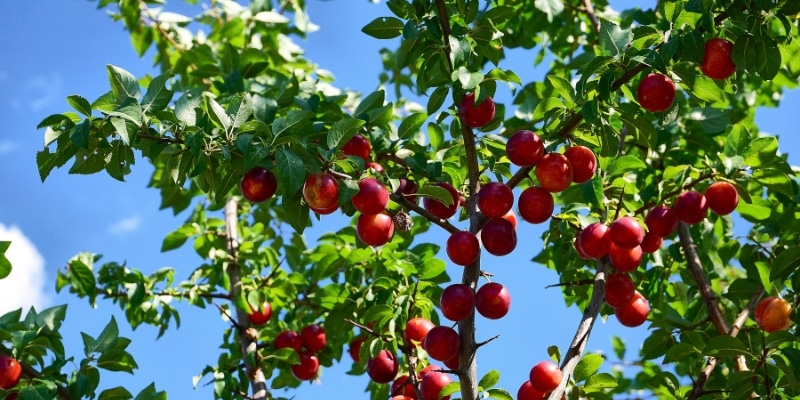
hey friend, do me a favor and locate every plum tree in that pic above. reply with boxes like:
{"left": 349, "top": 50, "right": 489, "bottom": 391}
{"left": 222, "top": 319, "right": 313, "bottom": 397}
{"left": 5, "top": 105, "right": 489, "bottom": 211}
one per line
{"left": 0, "top": 0, "right": 795, "bottom": 400}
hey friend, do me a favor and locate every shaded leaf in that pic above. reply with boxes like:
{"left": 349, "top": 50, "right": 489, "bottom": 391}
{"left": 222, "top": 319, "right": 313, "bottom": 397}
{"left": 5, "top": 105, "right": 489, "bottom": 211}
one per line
{"left": 362, "top": 17, "right": 404, "bottom": 39}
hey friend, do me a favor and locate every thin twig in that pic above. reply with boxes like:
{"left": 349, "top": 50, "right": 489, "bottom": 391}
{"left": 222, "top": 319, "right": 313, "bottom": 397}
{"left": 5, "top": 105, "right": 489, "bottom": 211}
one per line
{"left": 433, "top": 0, "right": 454, "bottom": 72}
{"left": 581, "top": 0, "right": 601, "bottom": 34}
{"left": 632, "top": 171, "right": 719, "bottom": 216}
{"left": 545, "top": 279, "right": 595, "bottom": 289}
{"left": 99, "top": 288, "right": 230, "bottom": 301}
{"left": 389, "top": 193, "right": 460, "bottom": 234}
{"left": 475, "top": 334, "right": 501, "bottom": 349}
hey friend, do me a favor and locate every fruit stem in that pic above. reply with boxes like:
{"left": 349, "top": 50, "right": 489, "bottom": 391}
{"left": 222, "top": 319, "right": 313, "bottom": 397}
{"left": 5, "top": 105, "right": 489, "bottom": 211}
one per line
{"left": 224, "top": 198, "right": 269, "bottom": 400}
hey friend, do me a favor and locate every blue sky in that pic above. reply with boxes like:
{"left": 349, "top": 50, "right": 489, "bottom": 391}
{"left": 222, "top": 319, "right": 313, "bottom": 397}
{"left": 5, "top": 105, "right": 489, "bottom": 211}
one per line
{"left": 0, "top": 1, "right": 798, "bottom": 399}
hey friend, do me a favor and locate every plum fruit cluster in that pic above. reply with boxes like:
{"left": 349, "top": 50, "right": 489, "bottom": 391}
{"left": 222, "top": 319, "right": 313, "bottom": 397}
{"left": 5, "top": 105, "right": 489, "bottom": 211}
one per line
{"left": 271, "top": 324, "right": 327, "bottom": 380}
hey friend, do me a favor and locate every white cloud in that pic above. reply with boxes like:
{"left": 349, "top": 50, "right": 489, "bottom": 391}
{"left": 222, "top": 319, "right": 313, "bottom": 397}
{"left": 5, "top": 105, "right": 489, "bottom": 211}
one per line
{"left": 25, "top": 73, "right": 62, "bottom": 112}
{"left": 107, "top": 216, "right": 142, "bottom": 235}
{"left": 0, "top": 140, "right": 16, "bottom": 155}
{"left": 0, "top": 224, "right": 47, "bottom": 315}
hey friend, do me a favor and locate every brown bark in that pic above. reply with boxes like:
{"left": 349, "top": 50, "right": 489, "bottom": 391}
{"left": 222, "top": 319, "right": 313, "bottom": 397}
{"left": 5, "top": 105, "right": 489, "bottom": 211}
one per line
{"left": 224, "top": 198, "right": 269, "bottom": 400}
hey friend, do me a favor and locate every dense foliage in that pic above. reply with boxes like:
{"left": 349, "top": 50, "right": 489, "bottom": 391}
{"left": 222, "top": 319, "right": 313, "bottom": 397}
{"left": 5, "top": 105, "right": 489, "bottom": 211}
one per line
{"left": 1, "top": 0, "right": 799, "bottom": 399}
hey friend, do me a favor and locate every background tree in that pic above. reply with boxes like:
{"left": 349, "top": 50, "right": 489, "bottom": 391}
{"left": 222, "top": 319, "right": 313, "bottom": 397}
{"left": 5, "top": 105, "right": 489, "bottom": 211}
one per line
{"left": 1, "top": 0, "right": 799, "bottom": 399}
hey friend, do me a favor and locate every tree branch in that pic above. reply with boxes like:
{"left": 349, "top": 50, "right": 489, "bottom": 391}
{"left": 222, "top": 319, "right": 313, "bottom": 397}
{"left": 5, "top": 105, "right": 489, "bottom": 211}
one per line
{"left": 581, "top": 0, "right": 601, "bottom": 34}
{"left": 224, "top": 198, "right": 269, "bottom": 400}
{"left": 434, "top": 0, "right": 454, "bottom": 72}
{"left": 677, "top": 222, "right": 730, "bottom": 335}
{"left": 455, "top": 116, "right": 483, "bottom": 399}
{"left": 389, "top": 193, "right": 460, "bottom": 234}
{"left": 546, "top": 260, "right": 608, "bottom": 400}
{"left": 98, "top": 288, "right": 230, "bottom": 301}
{"left": 681, "top": 219, "right": 765, "bottom": 399}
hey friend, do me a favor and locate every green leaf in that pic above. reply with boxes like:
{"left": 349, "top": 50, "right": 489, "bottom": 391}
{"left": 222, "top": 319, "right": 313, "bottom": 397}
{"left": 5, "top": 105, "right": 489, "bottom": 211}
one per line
{"left": 478, "top": 369, "right": 501, "bottom": 389}
{"left": 419, "top": 258, "right": 446, "bottom": 281}
{"left": 581, "top": 177, "right": 604, "bottom": 209}
{"left": 755, "top": 261, "right": 774, "bottom": 295}
{"left": 227, "top": 95, "right": 252, "bottom": 129}
{"left": 363, "top": 304, "right": 393, "bottom": 325}
{"left": 756, "top": 35, "right": 781, "bottom": 81}
{"left": 691, "top": 75, "right": 726, "bottom": 104}
{"left": 272, "top": 110, "right": 314, "bottom": 141}
{"left": 743, "top": 136, "right": 778, "bottom": 167}
{"left": 599, "top": 20, "right": 633, "bottom": 56}
{"left": 770, "top": 247, "right": 800, "bottom": 281}
{"left": 361, "top": 17, "right": 404, "bottom": 39}
{"left": 398, "top": 112, "right": 427, "bottom": 139}
{"left": 0, "top": 241, "right": 10, "bottom": 279}
{"left": 97, "top": 349, "right": 138, "bottom": 373}
{"left": 482, "top": 6, "right": 515, "bottom": 26}
{"left": 617, "top": 104, "right": 657, "bottom": 147}
{"left": 106, "top": 64, "right": 141, "bottom": 103}
{"left": 439, "top": 381, "right": 461, "bottom": 399}
{"left": 98, "top": 386, "right": 133, "bottom": 400}
{"left": 69, "top": 151, "right": 105, "bottom": 176}
{"left": 141, "top": 72, "right": 174, "bottom": 113}
{"left": 662, "top": 343, "right": 699, "bottom": 364}
{"left": 428, "top": 123, "right": 444, "bottom": 151}
{"left": 427, "top": 86, "right": 449, "bottom": 115}
{"left": 583, "top": 372, "right": 617, "bottom": 393}
{"left": 779, "top": 36, "right": 800, "bottom": 78}
{"left": 702, "top": 336, "right": 752, "bottom": 358}
{"left": 546, "top": 75, "right": 575, "bottom": 106}
{"left": 354, "top": 90, "right": 385, "bottom": 118}
{"left": 534, "top": 0, "right": 564, "bottom": 22}
{"left": 70, "top": 119, "right": 91, "bottom": 149}
{"left": 175, "top": 88, "right": 203, "bottom": 126}
{"left": 532, "top": 97, "right": 565, "bottom": 123}
{"left": 752, "top": 168, "right": 794, "bottom": 197}
{"left": 607, "top": 155, "right": 646, "bottom": 177}
{"left": 416, "top": 185, "right": 454, "bottom": 207}
{"left": 738, "top": 202, "right": 771, "bottom": 221}
{"left": 454, "top": 67, "right": 483, "bottom": 90}
{"left": 611, "top": 336, "right": 626, "bottom": 360}
{"left": 207, "top": 97, "right": 231, "bottom": 131}
{"left": 90, "top": 316, "right": 120, "bottom": 354}
{"left": 275, "top": 148, "right": 306, "bottom": 196}
{"left": 724, "top": 125, "right": 750, "bottom": 157}
{"left": 161, "top": 224, "right": 198, "bottom": 252}
{"left": 110, "top": 117, "right": 132, "bottom": 146}
{"left": 327, "top": 118, "right": 366, "bottom": 149}
{"left": 573, "top": 353, "right": 603, "bottom": 383}
{"left": 67, "top": 95, "right": 93, "bottom": 117}
{"left": 485, "top": 388, "right": 513, "bottom": 400}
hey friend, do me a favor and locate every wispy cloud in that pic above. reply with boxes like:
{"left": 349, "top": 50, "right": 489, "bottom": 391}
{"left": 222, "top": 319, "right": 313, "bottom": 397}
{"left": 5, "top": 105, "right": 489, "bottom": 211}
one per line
{"left": 0, "top": 224, "right": 48, "bottom": 314}
{"left": 25, "top": 73, "right": 62, "bottom": 111}
{"left": 107, "top": 216, "right": 142, "bottom": 235}
{"left": 0, "top": 140, "right": 16, "bottom": 155}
